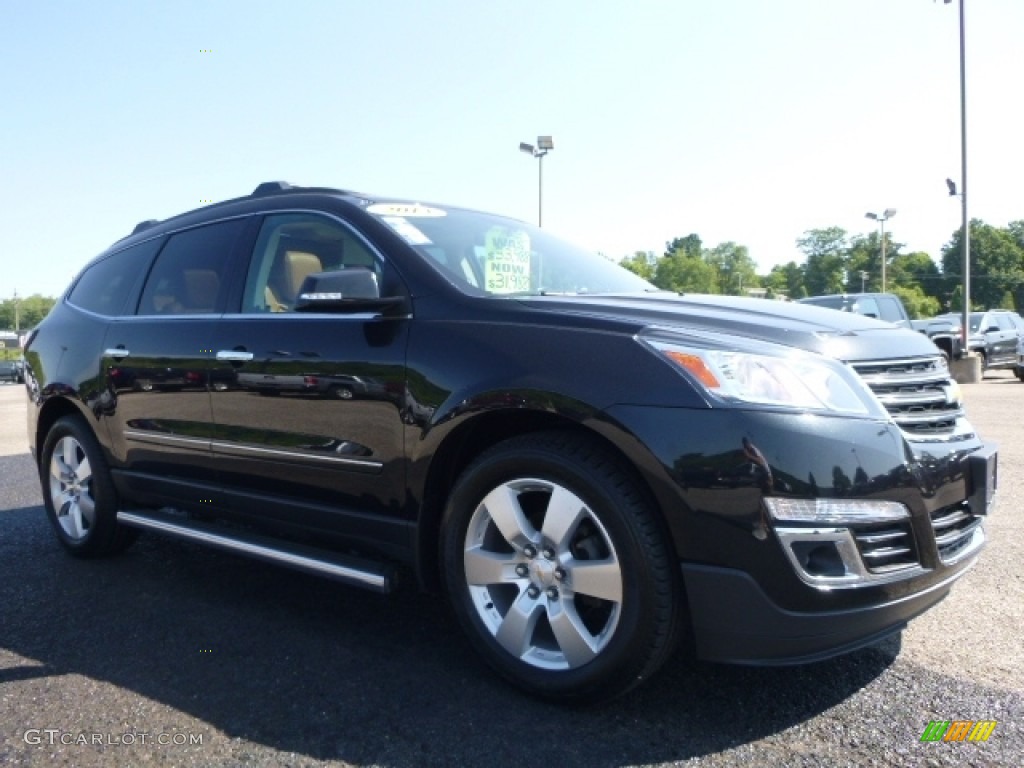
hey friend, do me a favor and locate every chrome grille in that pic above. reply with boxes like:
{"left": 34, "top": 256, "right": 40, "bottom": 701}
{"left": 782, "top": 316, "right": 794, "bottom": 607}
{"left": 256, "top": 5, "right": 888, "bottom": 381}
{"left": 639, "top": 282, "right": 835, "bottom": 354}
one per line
{"left": 852, "top": 522, "right": 918, "bottom": 573}
{"left": 931, "top": 502, "right": 984, "bottom": 564}
{"left": 851, "top": 356, "right": 963, "bottom": 436}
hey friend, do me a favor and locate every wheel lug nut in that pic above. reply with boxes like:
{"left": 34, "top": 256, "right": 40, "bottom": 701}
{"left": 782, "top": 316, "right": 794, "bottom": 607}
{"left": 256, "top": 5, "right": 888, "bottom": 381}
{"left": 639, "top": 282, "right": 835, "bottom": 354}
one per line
{"left": 515, "top": 564, "right": 529, "bottom": 577}
{"left": 542, "top": 548, "right": 555, "bottom": 560}
{"left": 554, "top": 568, "right": 565, "bottom": 581}
{"left": 546, "top": 587, "right": 559, "bottom": 600}
{"left": 527, "top": 585, "right": 540, "bottom": 599}
{"left": 523, "top": 545, "right": 537, "bottom": 558}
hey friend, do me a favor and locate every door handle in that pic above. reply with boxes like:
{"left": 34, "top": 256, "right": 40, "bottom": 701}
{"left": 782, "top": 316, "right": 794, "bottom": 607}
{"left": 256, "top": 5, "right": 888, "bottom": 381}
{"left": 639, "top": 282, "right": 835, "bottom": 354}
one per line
{"left": 216, "top": 350, "right": 254, "bottom": 362}
{"left": 104, "top": 348, "right": 131, "bottom": 359}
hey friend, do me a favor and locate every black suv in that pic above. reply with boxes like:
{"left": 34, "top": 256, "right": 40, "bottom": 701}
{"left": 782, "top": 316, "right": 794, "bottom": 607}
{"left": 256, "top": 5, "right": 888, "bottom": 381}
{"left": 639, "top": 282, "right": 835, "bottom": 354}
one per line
{"left": 937, "top": 310, "right": 1024, "bottom": 371}
{"left": 24, "top": 183, "right": 997, "bottom": 702}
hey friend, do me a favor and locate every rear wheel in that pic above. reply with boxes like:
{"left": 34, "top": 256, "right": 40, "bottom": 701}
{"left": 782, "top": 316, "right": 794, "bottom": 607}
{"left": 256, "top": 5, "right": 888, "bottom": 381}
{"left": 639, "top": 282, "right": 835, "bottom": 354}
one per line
{"left": 441, "top": 431, "right": 681, "bottom": 702}
{"left": 40, "top": 416, "right": 137, "bottom": 557}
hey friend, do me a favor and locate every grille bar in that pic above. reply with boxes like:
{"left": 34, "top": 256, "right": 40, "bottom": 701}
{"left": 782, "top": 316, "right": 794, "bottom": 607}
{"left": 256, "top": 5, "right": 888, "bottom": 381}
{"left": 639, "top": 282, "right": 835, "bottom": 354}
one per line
{"left": 851, "top": 355, "right": 963, "bottom": 436}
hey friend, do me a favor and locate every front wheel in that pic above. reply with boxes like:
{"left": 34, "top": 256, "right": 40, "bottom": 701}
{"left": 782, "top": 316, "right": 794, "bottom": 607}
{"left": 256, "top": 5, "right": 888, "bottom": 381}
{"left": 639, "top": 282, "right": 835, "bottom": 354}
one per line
{"left": 40, "top": 416, "right": 137, "bottom": 557}
{"left": 441, "top": 432, "right": 681, "bottom": 702}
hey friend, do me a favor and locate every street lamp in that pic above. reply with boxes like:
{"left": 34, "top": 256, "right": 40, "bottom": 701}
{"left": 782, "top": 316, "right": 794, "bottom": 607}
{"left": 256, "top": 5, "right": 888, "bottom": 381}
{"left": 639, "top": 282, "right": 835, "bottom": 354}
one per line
{"left": 865, "top": 209, "right": 897, "bottom": 292}
{"left": 519, "top": 135, "right": 553, "bottom": 226}
{"left": 942, "top": 0, "right": 970, "bottom": 349}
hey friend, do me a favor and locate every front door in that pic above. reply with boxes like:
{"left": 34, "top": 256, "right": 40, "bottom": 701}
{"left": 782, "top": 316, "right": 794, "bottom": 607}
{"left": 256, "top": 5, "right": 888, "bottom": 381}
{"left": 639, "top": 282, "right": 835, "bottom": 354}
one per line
{"left": 207, "top": 212, "right": 411, "bottom": 539}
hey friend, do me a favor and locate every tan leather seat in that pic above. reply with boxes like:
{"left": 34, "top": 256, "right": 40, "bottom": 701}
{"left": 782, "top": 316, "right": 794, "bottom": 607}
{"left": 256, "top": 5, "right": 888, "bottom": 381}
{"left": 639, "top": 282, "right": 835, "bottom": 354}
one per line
{"left": 265, "top": 250, "right": 323, "bottom": 311}
{"left": 182, "top": 269, "right": 220, "bottom": 312}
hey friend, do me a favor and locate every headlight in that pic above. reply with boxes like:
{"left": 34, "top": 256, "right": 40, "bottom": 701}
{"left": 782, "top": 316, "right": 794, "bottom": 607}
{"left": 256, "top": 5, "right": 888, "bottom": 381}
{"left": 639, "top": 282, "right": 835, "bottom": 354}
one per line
{"left": 638, "top": 331, "right": 887, "bottom": 418}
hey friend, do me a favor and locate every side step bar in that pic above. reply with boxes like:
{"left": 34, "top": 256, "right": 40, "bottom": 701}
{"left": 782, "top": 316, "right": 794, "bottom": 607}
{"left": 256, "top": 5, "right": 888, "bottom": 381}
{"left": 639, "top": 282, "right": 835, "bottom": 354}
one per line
{"left": 116, "top": 510, "right": 397, "bottom": 594}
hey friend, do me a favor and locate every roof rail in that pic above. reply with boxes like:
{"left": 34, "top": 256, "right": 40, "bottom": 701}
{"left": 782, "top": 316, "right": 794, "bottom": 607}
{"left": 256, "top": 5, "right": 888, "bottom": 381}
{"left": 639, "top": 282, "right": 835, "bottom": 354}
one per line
{"left": 252, "top": 181, "right": 294, "bottom": 196}
{"left": 131, "top": 219, "right": 160, "bottom": 235}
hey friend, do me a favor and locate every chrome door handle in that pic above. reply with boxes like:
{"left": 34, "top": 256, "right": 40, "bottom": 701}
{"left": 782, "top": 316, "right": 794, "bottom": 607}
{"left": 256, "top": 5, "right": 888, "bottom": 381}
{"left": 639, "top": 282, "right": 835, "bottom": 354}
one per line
{"left": 216, "top": 350, "right": 254, "bottom": 362}
{"left": 104, "top": 348, "right": 131, "bottom": 358}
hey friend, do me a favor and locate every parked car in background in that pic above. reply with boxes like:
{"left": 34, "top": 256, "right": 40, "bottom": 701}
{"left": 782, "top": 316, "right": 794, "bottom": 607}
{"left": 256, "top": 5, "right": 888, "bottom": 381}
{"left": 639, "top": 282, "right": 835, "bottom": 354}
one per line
{"left": 937, "top": 310, "right": 1024, "bottom": 372}
{"left": 799, "top": 293, "right": 961, "bottom": 359}
{"left": 798, "top": 293, "right": 911, "bottom": 327}
{"left": 0, "top": 360, "right": 19, "bottom": 384}
{"left": 1015, "top": 335, "right": 1024, "bottom": 381}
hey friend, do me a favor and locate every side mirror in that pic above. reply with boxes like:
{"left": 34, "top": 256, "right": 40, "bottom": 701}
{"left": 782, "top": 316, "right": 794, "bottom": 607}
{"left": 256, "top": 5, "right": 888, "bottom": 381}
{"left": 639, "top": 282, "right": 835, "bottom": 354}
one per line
{"left": 983, "top": 325, "right": 1000, "bottom": 334}
{"left": 294, "top": 268, "right": 408, "bottom": 314}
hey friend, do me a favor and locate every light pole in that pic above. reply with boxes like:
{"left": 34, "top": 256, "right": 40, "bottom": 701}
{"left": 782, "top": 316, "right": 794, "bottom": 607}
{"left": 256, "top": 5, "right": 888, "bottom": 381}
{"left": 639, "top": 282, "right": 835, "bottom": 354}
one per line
{"left": 943, "top": 0, "right": 969, "bottom": 347}
{"left": 519, "top": 135, "right": 554, "bottom": 226}
{"left": 865, "top": 209, "right": 896, "bottom": 292}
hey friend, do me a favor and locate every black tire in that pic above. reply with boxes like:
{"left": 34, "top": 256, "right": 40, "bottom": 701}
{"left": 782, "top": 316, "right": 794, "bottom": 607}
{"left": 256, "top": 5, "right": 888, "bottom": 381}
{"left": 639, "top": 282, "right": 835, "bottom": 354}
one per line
{"left": 331, "top": 385, "right": 354, "bottom": 400}
{"left": 40, "top": 415, "right": 137, "bottom": 557}
{"left": 440, "top": 431, "right": 681, "bottom": 703}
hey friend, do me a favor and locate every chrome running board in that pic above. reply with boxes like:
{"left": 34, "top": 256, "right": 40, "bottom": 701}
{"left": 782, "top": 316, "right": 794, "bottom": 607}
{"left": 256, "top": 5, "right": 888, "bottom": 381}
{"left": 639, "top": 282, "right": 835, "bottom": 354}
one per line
{"left": 116, "top": 509, "right": 396, "bottom": 594}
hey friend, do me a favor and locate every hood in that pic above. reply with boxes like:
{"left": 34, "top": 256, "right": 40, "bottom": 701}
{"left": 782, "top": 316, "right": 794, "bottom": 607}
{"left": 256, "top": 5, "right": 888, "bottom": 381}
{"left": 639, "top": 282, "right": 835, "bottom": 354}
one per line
{"left": 517, "top": 293, "right": 940, "bottom": 363}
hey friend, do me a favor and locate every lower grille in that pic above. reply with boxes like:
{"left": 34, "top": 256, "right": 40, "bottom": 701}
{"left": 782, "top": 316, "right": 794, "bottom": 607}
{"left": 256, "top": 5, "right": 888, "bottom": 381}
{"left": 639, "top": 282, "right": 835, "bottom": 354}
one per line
{"left": 853, "top": 522, "right": 918, "bottom": 573}
{"left": 931, "top": 502, "right": 983, "bottom": 564}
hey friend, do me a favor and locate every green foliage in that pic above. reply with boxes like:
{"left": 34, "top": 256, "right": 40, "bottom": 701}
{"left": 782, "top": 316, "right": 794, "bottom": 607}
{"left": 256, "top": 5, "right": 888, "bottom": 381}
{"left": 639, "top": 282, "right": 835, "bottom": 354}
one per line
{"left": 764, "top": 261, "right": 807, "bottom": 299}
{"left": 664, "top": 234, "right": 702, "bottom": 260}
{"left": 942, "top": 220, "right": 1024, "bottom": 311}
{"left": 618, "top": 216, "right": 1024, "bottom": 314}
{"left": 798, "top": 227, "right": 848, "bottom": 296}
{"left": 889, "top": 285, "right": 939, "bottom": 319}
{"left": 654, "top": 249, "right": 718, "bottom": 293}
{"left": 619, "top": 251, "right": 656, "bottom": 282}
{"left": 0, "top": 294, "right": 57, "bottom": 331}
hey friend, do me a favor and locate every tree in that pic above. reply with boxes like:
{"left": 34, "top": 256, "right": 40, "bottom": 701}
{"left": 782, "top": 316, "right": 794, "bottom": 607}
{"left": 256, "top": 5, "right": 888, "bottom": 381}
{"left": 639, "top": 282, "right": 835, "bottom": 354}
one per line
{"left": 889, "top": 285, "right": 939, "bottom": 319}
{"left": 941, "top": 219, "right": 1024, "bottom": 310}
{"left": 0, "top": 294, "right": 57, "bottom": 331}
{"left": 706, "top": 242, "right": 759, "bottom": 295}
{"left": 888, "top": 251, "right": 943, "bottom": 300}
{"left": 664, "top": 234, "right": 702, "bottom": 260}
{"left": 797, "top": 227, "right": 848, "bottom": 296}
{"left": 620, "top": 251, "right": 656, "bottom": 282}
{"left": 763, "top": 261, "right": 807, "bottom": 299}
{"left": 653, "top": 249, "right": 718, "bottom": 293}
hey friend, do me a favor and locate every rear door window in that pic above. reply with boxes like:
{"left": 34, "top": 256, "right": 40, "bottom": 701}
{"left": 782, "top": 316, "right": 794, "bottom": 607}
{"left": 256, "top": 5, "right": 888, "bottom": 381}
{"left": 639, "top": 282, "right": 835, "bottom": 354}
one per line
{"left": 137, "top": 219, "right": 247, "bottom": 315}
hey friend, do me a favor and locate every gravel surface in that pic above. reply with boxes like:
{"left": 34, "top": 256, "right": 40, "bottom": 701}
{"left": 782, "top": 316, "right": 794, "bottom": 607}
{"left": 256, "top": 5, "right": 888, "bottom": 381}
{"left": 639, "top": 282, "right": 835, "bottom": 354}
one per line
{"left": 0, "top": 377, "right": 1021, "bottom": 767}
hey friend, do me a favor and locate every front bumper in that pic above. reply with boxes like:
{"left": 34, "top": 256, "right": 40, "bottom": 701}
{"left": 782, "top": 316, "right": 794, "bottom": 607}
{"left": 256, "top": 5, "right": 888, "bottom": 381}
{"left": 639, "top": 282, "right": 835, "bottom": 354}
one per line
{"left": 600, "top": 405, "right": 995, "bottom": 664}
{"left": 682, "top": 559, "right": 976, "bottom": 664}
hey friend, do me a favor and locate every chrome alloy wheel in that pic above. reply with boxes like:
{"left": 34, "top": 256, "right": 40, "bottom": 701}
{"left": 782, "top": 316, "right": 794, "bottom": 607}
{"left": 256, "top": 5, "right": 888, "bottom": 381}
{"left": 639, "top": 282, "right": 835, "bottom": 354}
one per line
{"left": 48, "top": 435, "right": 96, "bottom": 541}
{"left": 463, "top": 478, "right": 623, "bottom": 671}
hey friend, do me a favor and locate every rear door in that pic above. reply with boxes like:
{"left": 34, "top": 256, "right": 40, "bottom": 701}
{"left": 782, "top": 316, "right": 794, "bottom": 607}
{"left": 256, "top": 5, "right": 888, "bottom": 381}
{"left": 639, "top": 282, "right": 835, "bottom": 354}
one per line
{"left": 102, "top": 218, "right": 251, "bottom": 499}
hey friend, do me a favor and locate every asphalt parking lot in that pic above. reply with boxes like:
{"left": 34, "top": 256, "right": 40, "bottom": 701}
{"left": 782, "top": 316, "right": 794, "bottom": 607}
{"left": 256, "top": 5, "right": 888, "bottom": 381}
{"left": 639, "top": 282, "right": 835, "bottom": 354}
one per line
{"left": 0, "top": 376, "right": 1021, "bottom": 767}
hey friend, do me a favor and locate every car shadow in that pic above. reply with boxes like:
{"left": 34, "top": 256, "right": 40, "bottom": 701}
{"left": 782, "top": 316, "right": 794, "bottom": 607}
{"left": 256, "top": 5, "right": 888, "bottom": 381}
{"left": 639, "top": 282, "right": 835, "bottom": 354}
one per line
{"left": 0, "top": 500, "right": 915, "bottom": 766}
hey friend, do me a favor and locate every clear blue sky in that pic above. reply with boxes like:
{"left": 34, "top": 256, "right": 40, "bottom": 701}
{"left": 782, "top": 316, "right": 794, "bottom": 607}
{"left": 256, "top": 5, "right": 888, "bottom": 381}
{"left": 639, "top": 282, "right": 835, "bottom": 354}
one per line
{"left": 2, "top": 1, "right": 1021, "bottom": 298}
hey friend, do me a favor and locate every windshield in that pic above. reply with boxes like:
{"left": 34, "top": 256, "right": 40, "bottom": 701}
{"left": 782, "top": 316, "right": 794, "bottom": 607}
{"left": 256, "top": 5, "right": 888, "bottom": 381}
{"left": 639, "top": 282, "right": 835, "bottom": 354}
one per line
{"left": 365, "top": 201, "right": 655, "bottom": 296}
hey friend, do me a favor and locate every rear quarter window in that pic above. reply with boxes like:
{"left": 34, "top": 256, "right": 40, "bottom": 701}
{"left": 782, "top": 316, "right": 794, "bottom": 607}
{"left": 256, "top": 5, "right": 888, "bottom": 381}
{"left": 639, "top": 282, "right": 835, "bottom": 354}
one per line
{"left": 67, "top": 238, "right": 163, "bottom": 316}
